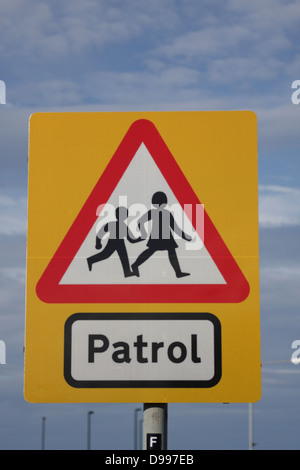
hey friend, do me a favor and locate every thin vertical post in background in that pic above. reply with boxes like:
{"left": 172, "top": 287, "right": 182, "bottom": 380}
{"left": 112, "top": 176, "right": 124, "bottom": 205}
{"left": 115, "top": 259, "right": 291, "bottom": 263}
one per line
{"left": 87, "top": 411, "right": 94, "bottom": 450}
{"left": 249, "top": 403, "right": 252, "bottom": 450}
{"left": 139, "top": 418, "right": 143, "bottom": 450}
{"left": 134, "top": 407, "right": 141, "bottom": 450}
{"left": 41, "top": 417, "right": 46, "bottom": 450}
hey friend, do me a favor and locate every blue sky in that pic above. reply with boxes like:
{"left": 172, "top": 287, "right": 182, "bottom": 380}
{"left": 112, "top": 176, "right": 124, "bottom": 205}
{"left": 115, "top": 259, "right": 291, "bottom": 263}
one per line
{"left": 0, "top": 0, "right": 300, "bottom": 450}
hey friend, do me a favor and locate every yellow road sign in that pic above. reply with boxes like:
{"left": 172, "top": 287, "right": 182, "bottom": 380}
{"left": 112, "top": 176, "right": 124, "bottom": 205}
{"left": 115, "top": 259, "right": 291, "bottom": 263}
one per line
{"left": 24, "top": 111, "right": 260, "bottom": 403}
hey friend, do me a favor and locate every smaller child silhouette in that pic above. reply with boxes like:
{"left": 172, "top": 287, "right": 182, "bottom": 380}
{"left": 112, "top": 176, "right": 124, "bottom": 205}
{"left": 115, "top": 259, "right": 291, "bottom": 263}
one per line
{"left": 87, "top": 206, "right": 141, "bottom": 277}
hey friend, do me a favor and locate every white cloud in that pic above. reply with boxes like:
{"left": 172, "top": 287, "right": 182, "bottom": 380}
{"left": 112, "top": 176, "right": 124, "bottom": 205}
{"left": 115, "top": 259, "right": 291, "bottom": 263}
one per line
{"left": 0, "top": 0, "right": 179, "bottom": 64}
{"left": 1, "top": 0, "right": 299, "bottom": 111}
{"left": 11, "top": 80, "right": 83, "bottom": 107}
{"left": 0, "top": 268, "right": 26, "bottom": 285}
{"left": 83, "top": 66, "right": 203, "bottom": 106}
{"left": 0, "top": 195, "right": 27, "bottom": 235}
{"left": 154, "top": 25, "right": 257, "bottom": 61}
{"left": 257, "top": 104, "right": 300, "bottom": 139}
{"left": 261, "top": 265, "right": 300, "bottom": 282}
{"left": 149, "top": 2, "right": 298, "bottom": 85}
{"left": 259, "top": 185, "right": 300, "bottom": 227}
{"left": 208, "top": 56, "right": 283, "bottom": 83}
{"left": 227, "top": 0, "right": 300, "bottom": 40}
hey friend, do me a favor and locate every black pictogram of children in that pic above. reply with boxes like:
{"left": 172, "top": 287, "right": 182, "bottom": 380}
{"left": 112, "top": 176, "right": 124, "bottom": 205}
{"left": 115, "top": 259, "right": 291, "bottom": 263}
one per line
{"left": 87, "top": 191, "right": 192, "bottom": 278}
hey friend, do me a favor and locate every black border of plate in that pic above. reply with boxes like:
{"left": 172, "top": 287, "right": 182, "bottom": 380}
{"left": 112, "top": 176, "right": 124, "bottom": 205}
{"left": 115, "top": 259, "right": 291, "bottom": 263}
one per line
{"left": 64, "top": 312, "right": 222, "bottom": 389}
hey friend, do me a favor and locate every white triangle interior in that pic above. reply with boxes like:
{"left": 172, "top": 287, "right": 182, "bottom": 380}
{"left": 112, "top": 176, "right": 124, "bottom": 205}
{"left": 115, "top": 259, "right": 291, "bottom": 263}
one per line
{"left": 60, "top": 143, "right": 226, "bottom": 285}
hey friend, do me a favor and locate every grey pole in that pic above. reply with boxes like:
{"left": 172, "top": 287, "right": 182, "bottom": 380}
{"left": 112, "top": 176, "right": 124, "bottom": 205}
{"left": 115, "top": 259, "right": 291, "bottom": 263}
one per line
{"left": 143, "top": 403, "right": 168, "bottom": 450}
{"left": 134, "top": 408, "right": 141, "bottom": 450}
{"left": 87, "top": 411, "right": 94, "bottom": 450}
{"left": 248, "top": 403, "right": 253, "bottom": 450}
{"left": 139, "top": 418, "right": 143, "bottom": 450}
{"left": 41, "top": 417, "right": 46, "bottom": 450}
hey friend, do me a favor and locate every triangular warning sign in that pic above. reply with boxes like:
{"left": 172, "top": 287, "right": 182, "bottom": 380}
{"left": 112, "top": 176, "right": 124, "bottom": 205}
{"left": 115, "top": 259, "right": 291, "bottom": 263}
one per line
{"left": 36, "top": 119, "right": 249, "bottom": 304}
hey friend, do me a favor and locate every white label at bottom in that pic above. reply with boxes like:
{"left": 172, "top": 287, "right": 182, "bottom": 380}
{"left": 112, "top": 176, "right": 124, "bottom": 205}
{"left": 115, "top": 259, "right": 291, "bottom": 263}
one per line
{"left": 64, "top": 313, "right": 221, "bottom": 388}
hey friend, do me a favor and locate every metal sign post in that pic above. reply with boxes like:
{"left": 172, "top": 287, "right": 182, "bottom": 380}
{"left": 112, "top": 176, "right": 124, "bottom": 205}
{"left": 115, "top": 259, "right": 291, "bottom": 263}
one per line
{"left": 143, "top": 403, "right": 168, "bottom": 450}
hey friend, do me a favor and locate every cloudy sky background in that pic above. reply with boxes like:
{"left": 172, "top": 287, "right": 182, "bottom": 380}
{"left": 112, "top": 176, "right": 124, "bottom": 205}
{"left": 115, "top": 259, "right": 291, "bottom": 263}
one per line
{"left": 0, "top": 0, "right": 300, "bottom": 450}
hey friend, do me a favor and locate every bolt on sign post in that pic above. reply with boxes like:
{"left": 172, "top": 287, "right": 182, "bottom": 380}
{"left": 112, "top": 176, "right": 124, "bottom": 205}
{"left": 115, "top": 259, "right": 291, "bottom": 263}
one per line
{"left": 24, "top": 111, "right": 260, "bottom": 413}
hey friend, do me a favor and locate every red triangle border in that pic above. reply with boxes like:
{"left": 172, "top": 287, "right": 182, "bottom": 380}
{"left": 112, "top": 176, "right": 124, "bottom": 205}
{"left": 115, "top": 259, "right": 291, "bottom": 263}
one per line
{"left": 36, "top": 119, "right": 250, "bottom": 304}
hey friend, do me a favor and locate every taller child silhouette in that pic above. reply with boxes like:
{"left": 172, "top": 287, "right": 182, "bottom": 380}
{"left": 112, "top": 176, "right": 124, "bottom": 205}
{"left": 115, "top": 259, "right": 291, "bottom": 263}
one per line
{"left": 131, "top": 191, "right": 192, "bottom": 278}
